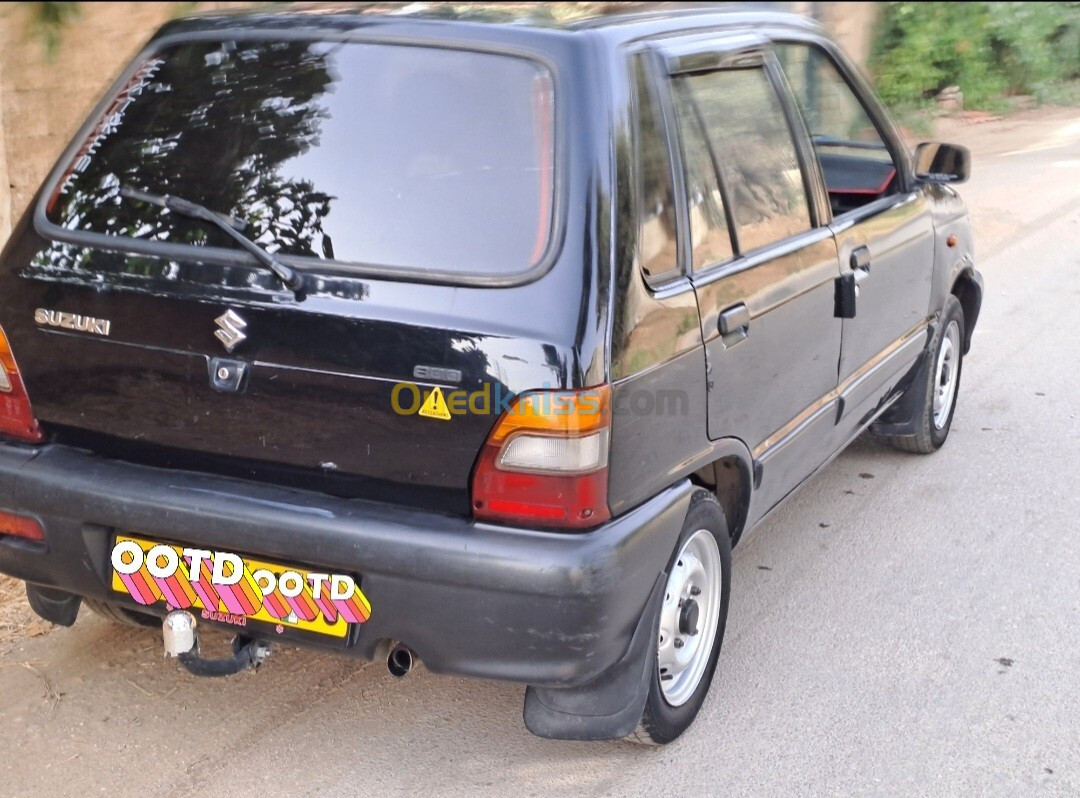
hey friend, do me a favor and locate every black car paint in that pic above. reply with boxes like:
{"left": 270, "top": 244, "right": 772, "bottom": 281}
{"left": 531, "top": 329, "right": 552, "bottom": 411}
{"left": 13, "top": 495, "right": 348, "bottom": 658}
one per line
{"left": 7, "top": 20, "right": 605, "bottom": 514}
{"left": 0, "top": 7, "right": 982, "bottom": 740}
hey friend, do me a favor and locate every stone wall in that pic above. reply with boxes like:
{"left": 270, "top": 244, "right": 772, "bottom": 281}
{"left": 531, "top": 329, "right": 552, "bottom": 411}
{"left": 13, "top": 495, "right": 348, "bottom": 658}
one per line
{"left": 0, "top": 1, "right": 880, "bottom": 240}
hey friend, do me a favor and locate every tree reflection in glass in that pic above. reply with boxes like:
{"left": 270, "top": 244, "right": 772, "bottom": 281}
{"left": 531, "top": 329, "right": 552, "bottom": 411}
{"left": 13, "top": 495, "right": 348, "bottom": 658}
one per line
{"left": 45, "top": 39, "right": 555, "bottom": 278}
{"left": 51, "top": 40, "right": 336, "bottom": 261}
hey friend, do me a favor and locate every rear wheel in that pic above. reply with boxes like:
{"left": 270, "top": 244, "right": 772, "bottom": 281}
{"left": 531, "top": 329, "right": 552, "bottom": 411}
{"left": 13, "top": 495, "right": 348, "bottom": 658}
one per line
{"left": 886, "top": 295, "right": 965, "bottom": 454}
{"left": 83, "top": 598, "right": 159, "bottom": 628}
{"left": 630, "top": 491, "right": 732, "bottom": 745}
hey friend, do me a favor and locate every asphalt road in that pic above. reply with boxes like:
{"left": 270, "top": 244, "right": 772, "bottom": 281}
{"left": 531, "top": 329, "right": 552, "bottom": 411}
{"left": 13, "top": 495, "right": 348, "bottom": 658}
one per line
{"left": 1, "top": 108, "right": 1079, "bottom": 797}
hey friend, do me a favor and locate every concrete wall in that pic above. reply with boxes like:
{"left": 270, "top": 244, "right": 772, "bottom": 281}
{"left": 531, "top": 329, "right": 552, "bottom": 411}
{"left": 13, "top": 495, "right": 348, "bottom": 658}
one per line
{"left": 0, "top": 3, "right": 181, "bottom": 234}
{"left": 0, "top": 51, "right": 11, "bottom": 243}
{"left": 0, "top": 2, "right": 250, "bottom": 237}
{"left": 0, "top": 1, "right": 880, "bottom": 241}
{"left": 814, "top": 2, "right": 879, "bottom": 76}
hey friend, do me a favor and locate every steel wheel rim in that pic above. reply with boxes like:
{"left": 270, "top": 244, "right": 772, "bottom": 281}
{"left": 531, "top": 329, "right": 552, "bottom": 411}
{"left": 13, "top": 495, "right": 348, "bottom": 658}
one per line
{"left": 657, "top": 528, "right": 722, "bottom": 707}
{"left": 933, "top": 320, "right": 961, "bottom": 429}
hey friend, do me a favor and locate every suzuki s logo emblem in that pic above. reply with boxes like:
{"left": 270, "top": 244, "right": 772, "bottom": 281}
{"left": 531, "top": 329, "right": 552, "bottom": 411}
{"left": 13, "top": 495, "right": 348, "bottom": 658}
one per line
{"left": 214, "top": 310, "right": 247, "bottom": 352}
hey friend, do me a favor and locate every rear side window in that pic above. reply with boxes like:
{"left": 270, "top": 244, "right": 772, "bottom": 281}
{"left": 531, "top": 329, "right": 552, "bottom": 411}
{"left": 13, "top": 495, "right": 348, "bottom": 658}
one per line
{"left": 673, "top": 67, "right": 811, "bottom": 254}
{"left": 44, "top": 40, "right": 555, "bottom": 280}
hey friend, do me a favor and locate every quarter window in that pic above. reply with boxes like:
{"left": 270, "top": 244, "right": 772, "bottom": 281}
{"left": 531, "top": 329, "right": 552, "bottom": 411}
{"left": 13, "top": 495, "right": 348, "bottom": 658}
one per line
{"left": 673, "top": 67, "right": 812, "bottom": 256}
{"left": 632, "top": 55, "right": 680, "bottom": 284}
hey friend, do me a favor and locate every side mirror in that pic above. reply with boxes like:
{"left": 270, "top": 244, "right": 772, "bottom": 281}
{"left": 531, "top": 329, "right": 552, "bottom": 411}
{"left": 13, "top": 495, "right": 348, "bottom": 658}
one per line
{"left": 913, "top": 142, "right": 971, "bottom": 184}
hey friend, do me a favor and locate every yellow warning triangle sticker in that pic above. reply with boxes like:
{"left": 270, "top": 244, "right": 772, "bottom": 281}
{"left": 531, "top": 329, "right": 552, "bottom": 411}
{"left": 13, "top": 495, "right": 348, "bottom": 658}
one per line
{"left": 418, "top": 386, "right": 452, "bottom": 421}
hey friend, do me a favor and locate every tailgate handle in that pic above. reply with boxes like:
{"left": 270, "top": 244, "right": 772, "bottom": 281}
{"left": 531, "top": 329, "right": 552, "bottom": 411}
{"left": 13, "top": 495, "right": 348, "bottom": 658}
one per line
{"left": 719, "top": 303, "right": 750, "bottom": 348}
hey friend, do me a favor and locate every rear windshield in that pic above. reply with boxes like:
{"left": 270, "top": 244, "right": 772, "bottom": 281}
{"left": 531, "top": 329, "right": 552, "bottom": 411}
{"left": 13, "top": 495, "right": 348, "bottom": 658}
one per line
{"left": 44, "top": 39, "right": 555, "bottom": 280}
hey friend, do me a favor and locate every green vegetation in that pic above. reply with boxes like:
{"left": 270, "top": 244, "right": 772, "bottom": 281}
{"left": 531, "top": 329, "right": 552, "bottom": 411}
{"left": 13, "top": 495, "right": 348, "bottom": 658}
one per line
{"left": 23, "top": 2, "right": 80, "bottom": 57}
{"left": 872, "top": 2, "right": 1080, "bottom": 110}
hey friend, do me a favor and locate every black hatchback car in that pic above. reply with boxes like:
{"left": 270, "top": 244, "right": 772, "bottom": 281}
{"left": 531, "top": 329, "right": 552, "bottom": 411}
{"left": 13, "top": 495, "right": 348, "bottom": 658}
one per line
{"left": 0, "top": 5, "right": 982, "bottom": 744}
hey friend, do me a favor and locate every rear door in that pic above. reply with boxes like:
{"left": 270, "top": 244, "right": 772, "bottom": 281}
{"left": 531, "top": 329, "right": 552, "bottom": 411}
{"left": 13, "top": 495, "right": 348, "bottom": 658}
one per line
{"left": 775, "top": 41, "right": 935, "bottom": 436}
{"left": 0, "top": 34, "right": 563, "bottom": 515}
{"left": 653, "top": 37, "right": 844, "bottom": 520}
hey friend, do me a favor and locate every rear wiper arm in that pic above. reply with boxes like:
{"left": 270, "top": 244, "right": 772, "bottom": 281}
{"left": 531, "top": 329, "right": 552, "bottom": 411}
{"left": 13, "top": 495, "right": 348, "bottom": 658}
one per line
{"left": 119, "top": 186, "right": 303, "bottom": 294}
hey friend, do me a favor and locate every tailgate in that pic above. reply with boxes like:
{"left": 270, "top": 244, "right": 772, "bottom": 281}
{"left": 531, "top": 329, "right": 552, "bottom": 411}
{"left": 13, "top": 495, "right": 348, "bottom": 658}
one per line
{"left": 6, "top": 251, "right": 512, "bottom": 512}
{"left": 0, "top": 33, "right": 565, "bottom": 514}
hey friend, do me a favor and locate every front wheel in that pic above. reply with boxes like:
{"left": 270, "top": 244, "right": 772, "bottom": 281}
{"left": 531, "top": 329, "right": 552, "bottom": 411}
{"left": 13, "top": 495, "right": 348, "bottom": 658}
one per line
{"left": 885, "top": 295, "right": 966, "bottom": 454}
{"left": 630, "top": 491, "right": 732, "bottom": 745}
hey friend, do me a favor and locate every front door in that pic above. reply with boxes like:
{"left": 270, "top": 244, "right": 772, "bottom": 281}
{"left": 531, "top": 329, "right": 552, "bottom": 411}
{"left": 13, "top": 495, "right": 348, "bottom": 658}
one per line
{"left": 776, "top": 42, "right": 936, "bottom": 438}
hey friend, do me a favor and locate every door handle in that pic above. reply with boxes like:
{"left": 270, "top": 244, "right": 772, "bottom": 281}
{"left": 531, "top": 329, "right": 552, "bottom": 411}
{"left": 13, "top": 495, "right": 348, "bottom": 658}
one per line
{"left": 829, "top": 246, "right": 872, "bottom": 321}
{"left": 850, "top": 246, "right": 871, "bottom": 293}
{"left": 850, "top": 245, "right": 871, "bottom": 273}
{"left": 852, "top": 266, "right": 870, "bottom": 295}
{"left": 719, "top": 303, "right": 750, "bottom": 348}
{"left": 836, "top": 246, "right": 872, "bottom": 319}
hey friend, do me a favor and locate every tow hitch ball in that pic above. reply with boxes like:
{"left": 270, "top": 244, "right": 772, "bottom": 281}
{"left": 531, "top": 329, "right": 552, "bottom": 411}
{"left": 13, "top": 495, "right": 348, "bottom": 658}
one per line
{"left": 162, "top": 610, "right": 270, "bottom": 677}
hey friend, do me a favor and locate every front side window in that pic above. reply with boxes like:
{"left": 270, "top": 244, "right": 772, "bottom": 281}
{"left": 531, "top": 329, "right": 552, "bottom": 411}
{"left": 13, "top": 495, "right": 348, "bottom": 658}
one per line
{"left": 775, "top": 43, "right": 899, "bottom": 214}
{"left": 45, "top": 40, "right": 555, "bottom": 280}
{"left": 674, "top": 67, "right": 811, "bottom": 255}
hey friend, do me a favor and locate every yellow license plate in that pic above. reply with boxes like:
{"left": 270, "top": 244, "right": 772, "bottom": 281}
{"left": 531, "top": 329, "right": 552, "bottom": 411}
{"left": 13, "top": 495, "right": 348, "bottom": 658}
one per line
{"left": 110, "top": 535, "right": 371, "bottom": 639}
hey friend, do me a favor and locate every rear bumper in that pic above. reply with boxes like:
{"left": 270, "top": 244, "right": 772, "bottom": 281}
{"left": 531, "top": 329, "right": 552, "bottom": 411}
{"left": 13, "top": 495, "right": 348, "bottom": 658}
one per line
{"left": 0, "top": 443, "right": 691, "bottom": 688}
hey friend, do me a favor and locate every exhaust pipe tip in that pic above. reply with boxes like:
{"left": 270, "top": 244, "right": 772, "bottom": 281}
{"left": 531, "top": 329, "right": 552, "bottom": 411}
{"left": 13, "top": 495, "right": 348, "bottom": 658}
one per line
{"left": 387, "top": 643, "right": 415, "bottom": 678}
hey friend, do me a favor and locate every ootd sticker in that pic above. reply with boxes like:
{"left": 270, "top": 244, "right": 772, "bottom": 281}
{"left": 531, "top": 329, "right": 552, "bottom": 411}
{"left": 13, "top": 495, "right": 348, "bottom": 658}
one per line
{"left": 110, "top": 536, "right": 371, "bottom": 638}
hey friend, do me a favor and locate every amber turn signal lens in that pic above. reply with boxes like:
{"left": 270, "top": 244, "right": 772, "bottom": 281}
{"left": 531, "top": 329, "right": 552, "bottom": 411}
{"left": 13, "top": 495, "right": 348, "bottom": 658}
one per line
{"left": 0, "top": 324, "right": 44, "bottom": 442}
{"left": 486, "top": 385, "right": 610, "bottom": 443}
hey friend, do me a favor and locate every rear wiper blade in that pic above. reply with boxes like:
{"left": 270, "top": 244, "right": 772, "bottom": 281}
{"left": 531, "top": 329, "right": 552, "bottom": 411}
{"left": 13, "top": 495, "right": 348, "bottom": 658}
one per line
{"left": 119, "top": 186, "right": 303, "bottom": 294}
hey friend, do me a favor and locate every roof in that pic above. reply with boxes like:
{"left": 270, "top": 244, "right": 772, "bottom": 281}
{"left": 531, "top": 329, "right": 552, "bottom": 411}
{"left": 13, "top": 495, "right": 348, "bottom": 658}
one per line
{"left": 156, "top": 2, "right": 819, "bottom": 47}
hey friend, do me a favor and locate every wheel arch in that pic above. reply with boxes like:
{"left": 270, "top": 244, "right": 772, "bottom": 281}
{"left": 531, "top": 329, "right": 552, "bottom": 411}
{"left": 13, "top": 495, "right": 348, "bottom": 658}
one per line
{"left": 689, "top": 441, "right": 753, "bottom": 547}
{"left": 950, "top": 266, "right": 982, "bottom": 354}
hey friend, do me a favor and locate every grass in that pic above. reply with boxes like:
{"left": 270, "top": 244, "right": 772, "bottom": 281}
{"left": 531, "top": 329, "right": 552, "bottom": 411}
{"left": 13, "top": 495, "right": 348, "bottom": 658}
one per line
{"left": 1034, "top": 79, "right": 1080, "bottom": 106}
{"left": 889, "top": 102, "right": 938, "bottom": 139}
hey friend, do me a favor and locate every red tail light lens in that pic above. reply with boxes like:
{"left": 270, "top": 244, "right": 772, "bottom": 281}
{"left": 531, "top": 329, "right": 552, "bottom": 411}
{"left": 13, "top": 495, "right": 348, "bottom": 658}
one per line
{"left": 471, "top": 386, "right": 611, "bottom": 530}
{"left": 0, "top": 325, "right": 44, "bottom": 443}
{"left": 0, "top": 509, "right": 44, "bottom": 542}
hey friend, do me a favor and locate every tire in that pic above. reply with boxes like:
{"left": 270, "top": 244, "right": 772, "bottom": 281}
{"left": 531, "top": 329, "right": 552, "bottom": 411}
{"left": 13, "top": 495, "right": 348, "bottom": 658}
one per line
{"left": 629, "top": 490, "right": 732, "bottom": 745}
{"left": 885, "top": 295, "right": 965, "bottom": 454}
{"left": 83, "top": 597, "right": 160, "bottom": 628}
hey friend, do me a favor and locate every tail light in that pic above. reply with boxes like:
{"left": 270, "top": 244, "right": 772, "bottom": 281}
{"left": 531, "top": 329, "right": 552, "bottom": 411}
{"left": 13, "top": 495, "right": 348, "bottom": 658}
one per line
{"left": 0, "top": 509, "right": 44, "bottom": 542}
{"left": 0, "top": 325, "right": 44, "bottom": 443}
{"left": 471, "top": 385, "right": 611, "bottom": 530}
